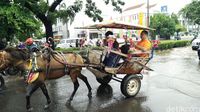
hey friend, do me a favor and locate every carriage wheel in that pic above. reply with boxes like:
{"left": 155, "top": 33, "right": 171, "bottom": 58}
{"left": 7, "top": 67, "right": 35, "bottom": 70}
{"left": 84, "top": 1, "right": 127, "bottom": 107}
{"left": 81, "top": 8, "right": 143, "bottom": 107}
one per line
{"left": 120, "top": 75, "right": 141, "bottom": 97}
{"left": 96, "top": 75, "right": 112, "bottom": 85}
{"left": 0, "top": 75, "right": 5, "bottom": 89}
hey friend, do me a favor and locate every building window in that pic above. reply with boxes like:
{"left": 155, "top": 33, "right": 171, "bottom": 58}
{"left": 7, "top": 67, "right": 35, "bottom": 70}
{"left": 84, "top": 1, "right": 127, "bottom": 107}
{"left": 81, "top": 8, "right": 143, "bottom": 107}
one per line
{"left": 89, "top": 33, "right": 98, "bottom": 39}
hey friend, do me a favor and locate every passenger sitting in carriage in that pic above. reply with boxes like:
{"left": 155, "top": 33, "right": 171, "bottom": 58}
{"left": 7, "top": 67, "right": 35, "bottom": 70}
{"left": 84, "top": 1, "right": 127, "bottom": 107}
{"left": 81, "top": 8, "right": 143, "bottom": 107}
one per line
{"left": 128, "top": 30, "right": 152, "bottom": 58}
{"left": 103, "top": 31, "right": 120, "bottom": 67}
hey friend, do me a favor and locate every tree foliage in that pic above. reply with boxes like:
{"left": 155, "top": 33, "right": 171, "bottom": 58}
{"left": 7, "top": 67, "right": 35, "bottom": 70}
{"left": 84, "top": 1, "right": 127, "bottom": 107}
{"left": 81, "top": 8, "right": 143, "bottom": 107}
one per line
{"left": 4, "top": 0, "right": 124, "bottom": 49}
{"left": 0, "top": 2, "right": 42, "bottom": 41}
{"left": 171, "top": 13, "right": 186, "bottom": 34}
{"left": 180, "top": 0, "right": 200, "bottom": 25}
{"left": 150, "top": 13, "right": 176, "bottom": 39}
{"left": 175, "top": 24, "right": 186, "bottom": 34}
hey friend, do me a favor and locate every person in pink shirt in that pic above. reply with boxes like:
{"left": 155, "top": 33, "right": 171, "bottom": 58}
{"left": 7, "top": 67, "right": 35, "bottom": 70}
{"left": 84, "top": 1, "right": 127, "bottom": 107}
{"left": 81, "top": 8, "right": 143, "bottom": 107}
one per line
{"left": 103, "top": 31, "right": 119, "bottom": 67}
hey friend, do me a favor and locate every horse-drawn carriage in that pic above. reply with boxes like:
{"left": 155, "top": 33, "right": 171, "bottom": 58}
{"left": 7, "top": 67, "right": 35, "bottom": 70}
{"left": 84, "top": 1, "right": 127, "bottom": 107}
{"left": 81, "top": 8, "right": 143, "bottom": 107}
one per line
{"left": 75, "top": 20, "right": 154, "bottom": 97}
{"left": 0, "top": 20, "right": 154, "bottom": 111}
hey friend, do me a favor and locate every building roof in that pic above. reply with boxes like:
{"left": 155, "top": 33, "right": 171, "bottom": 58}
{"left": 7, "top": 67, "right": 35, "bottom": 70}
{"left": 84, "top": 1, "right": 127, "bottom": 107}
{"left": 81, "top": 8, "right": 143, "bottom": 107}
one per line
{"left": 75, "top": 20, "right": 155, "bottom": 30}
{"left": 123, "top": 3, "right": 157, "bottom": 12}
{"left": 123, "top": 3, "right": 145, "bottom": 12}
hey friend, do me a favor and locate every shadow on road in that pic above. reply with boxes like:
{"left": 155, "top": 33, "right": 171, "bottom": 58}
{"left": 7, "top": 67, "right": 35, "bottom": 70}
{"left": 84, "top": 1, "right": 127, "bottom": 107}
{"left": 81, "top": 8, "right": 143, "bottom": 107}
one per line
{"left": 96, "top": 84, "right": 113, "bottom": 100}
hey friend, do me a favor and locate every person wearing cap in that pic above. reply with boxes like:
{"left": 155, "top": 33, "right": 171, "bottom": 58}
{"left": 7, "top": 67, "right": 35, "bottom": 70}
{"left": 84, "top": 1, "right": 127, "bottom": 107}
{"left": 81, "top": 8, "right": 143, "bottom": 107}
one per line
{"left": 25, "top": 37, "right": 38, "bottom": 52}
{"left": 103, "top": 31, "right": 120, "bottom": 67}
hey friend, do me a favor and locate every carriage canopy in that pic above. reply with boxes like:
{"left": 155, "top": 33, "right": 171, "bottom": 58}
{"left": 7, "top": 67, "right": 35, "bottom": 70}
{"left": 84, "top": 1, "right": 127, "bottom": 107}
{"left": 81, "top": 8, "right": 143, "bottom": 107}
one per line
{"left": 75, "top": 20, "right": 155, "bottom": 30}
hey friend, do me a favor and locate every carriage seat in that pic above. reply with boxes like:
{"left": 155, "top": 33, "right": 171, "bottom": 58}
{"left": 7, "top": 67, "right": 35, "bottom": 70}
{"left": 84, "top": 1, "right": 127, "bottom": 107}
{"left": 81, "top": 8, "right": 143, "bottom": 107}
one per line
{"left": 103, "top": 47, "right": 155, "bottom": 74}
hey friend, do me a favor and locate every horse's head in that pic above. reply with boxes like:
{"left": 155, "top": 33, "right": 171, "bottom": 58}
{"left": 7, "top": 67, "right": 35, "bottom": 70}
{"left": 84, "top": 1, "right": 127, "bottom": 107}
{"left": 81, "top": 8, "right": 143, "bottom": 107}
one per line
{"left": 0, "top": 48, "right": 30, "bottom": 71}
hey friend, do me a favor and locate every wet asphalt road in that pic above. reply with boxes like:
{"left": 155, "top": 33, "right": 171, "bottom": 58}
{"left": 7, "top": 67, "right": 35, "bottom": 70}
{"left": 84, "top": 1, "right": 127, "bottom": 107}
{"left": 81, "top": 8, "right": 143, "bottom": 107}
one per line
{"left": 1, "top": 46, "right": 200, "bottom": 112}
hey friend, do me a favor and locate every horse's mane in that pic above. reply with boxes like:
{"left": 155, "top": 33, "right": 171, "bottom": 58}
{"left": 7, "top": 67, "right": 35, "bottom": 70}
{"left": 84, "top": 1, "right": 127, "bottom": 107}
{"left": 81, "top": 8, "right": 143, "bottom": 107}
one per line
{"left": 5, "top": 47, "right": 30, "bottom": 60}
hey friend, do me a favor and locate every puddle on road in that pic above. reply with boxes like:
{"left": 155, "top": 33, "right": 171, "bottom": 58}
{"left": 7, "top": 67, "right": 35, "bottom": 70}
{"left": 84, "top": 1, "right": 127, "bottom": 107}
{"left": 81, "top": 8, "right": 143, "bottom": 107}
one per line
{"left": 148, "top": 46, "right": 200, "bottom": 99}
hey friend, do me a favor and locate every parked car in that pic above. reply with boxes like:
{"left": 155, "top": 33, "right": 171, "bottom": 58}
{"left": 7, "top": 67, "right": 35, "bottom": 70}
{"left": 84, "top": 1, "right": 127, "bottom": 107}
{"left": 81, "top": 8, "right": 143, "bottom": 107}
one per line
{"left": 56, "top": 38, "right": 81, "bottom": 48}
{"left": 192, "top": 37, "right": 200, "bottom": 50}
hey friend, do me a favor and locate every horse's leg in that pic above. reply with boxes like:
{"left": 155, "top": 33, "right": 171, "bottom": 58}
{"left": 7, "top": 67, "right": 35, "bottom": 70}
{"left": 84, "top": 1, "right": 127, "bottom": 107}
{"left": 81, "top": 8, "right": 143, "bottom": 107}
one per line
{"left": 66, "top": 71, "right": 79, "bottom": 105}
{"left": 39, "top": 83, "right": 51, "bottom": 109}
{"left": 78, "top": 73, "right": 92, "bottom": 99}
{"left": 26, "top": 83, "right": 40, "bottom": 111}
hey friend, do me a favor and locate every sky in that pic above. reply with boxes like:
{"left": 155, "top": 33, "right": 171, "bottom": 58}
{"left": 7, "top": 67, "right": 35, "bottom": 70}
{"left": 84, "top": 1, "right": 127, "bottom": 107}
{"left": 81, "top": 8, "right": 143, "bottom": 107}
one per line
{"left": 70, "top": 0, "right": 192, "bottom": 25}
{"left": 143, "top": 0, "right": 192, "bottom": 13}
{"left": 48, "top": 0, "right": 193, "bottom": 19}
{"left": 102, "top": 0, "right": 192, "bottom": 15}
{"left": 48, "top": 0, "right": 193, "bottom": 37}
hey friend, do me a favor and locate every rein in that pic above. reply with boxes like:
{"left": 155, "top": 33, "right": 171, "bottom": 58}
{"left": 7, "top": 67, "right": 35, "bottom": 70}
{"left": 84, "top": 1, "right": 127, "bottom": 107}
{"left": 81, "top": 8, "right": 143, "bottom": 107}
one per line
{"left": 51, "top": 51, "right": 70, "bottom": 67}
{"left": 51, "top": 52, "right": 101, "bottom": 68}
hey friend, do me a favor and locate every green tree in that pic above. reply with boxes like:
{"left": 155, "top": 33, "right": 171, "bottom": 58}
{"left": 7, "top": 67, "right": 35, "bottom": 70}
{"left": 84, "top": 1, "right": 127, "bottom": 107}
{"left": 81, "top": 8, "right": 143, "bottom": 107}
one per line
{"left": 180, "top": 0, "right": 200, "bottom": 25}
{"left": 171, "top": 13, "right": 179, "bottom": 24}
{"left": 0, "top": 2, "right": 42, "bottom": 42}
{"left": 150, "top": 13, "right": 176, "bottom": 39}
{"left": 171, "top": 13, "right": 186, "bottom": 36}
{"left": 175, "top": 24, "right": 186, "bottom": 35}
{"left": 6, "top": 0, "right": 124, "bottom": 49}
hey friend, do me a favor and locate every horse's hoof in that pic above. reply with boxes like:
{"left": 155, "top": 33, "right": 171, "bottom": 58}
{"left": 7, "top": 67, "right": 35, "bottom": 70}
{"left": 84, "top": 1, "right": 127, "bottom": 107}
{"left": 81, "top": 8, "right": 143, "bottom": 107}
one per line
{"left": 88, "top": 92, "right": 92, "bottom": 99}
{"left": 47, "top": 99, "right": 51, "bottom": 104}
{"left": 65, "top": 100, "right": 71, "bottom": 106}
{"left": 44, "top": 104, "right": 50, "bottom": 109}
{"left": 27, "top": 107, "right": 33, "bottom": 112}
{"left": 44, "top": 100, "right": 51, "bottom": 109}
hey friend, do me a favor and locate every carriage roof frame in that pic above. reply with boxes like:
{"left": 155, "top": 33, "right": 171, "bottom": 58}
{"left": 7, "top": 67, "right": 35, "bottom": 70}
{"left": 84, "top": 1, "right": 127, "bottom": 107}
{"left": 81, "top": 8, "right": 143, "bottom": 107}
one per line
{"left": 75, "top": 20, "right": 155, "bottom": 31}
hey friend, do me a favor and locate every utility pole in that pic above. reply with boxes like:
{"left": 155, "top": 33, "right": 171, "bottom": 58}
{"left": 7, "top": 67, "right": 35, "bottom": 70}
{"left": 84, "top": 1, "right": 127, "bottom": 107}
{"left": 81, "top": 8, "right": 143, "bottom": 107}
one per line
{"left": 147, "top": 0, "right": 150, "bottom": 27}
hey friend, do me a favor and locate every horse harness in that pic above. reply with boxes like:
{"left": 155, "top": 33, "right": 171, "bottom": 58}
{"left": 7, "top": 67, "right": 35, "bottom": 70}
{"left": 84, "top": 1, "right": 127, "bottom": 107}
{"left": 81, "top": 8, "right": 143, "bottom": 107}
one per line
{"left": 41, "top": 47, "right": 77, "bottom": 77}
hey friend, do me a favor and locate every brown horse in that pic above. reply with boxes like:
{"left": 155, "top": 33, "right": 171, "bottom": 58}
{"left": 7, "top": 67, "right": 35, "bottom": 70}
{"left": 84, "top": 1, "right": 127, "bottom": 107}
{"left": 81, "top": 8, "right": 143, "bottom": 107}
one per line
{"left": 0, "top": 48, "right": 92, "bottom": 111}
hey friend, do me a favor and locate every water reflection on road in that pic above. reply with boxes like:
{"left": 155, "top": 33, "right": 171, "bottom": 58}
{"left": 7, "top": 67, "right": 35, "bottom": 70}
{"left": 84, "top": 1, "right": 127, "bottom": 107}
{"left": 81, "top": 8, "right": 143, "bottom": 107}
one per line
{"left": 142, "top": 47, "right": 200, "bottom": 112}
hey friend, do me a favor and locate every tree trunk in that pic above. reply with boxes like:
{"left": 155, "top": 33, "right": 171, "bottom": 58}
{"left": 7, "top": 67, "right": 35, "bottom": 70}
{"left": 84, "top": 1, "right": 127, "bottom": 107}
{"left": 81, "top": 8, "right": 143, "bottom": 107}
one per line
{"left": 44, "top": 21, "right": 55, "bottom": 50}
{"left": 66, "top": 23, "right": 70, "bottom": 38}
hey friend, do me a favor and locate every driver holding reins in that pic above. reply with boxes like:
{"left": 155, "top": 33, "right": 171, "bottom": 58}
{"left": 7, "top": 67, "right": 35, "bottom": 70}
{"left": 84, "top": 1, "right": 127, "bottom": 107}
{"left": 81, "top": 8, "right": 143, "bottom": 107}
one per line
{"left": 25, "top": 37, "right": 39, "bottom": 52}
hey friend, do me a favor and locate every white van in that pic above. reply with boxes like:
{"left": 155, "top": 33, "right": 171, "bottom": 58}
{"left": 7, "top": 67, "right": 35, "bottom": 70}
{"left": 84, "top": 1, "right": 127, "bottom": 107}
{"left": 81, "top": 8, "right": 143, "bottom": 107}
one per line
{"left": 56, "top": 38, "right": 81, "bottom": 48}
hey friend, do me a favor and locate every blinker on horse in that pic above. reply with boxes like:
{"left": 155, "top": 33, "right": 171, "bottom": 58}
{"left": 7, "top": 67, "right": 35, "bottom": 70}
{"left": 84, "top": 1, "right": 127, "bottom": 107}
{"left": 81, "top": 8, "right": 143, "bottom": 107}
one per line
{"left": 0, "top": 48, "right": 92, "bottom": 111}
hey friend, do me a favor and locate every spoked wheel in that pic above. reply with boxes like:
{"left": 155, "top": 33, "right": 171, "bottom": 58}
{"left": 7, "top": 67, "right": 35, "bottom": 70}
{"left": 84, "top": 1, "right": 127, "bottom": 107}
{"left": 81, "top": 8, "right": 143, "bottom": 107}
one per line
{"left": 0, "top": 75, "right": 5, "bottom": 89}
{"left": 121, "top": 75, "right": 141, "bottom": 98}
{"left": 96, "top": 75, "right": 112, "bottom": 85}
